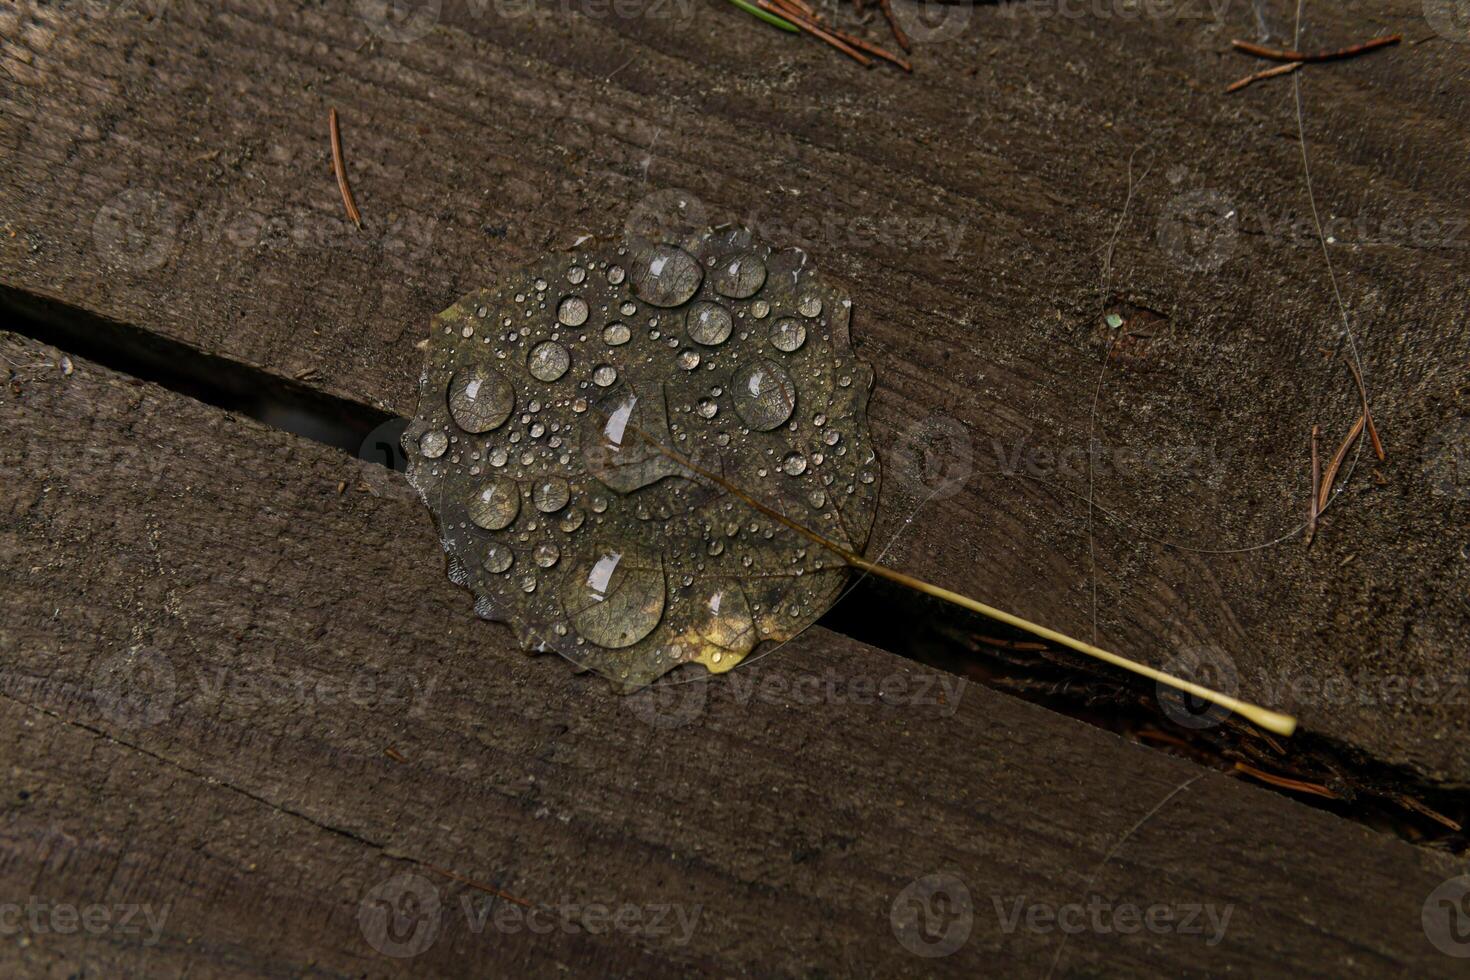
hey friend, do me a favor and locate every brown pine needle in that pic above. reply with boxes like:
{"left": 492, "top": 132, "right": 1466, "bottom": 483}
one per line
{"left": 1398, "top": 794, "right": 1463, "bottom": 832}
{"left": 1233, "top": 762, "right": 1338, "bottom": 799}
{"left": 1318, "top": 412, "right": 1366, "bottom": 512}
{"left": 425, "top": 863, "right": 533, "bottom": 908}
{"left": 1226, "top": 60, "right": 1302, "bottom": 93}
{"left": 765, "top": 0, "right": 910, "bottom": 71}
{"left": 612, "top": 407, "right": 1298, "bottom": 736}
{"left": 329, "top": 107, "right": 362, "bottom": 230}
{"left": 829, "top": 27, "right": 912, "bottom": 71}
{"left": 1231, "top": 33, "right": 1401, "bottom": 64}
{"left": 878, "top": 0, "right": 911, "bottom": 52}
{"left": 1343, "top": 355, "right": 1385, "bottom": 460}
{"left": 1307, "top": 423, "right": 1321, "bottom": 544}
{"left": 757, "top": 0, "right": 872, "bottom": 66}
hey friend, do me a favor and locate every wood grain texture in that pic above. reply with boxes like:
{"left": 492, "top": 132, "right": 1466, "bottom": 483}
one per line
{"left": 3, "top": 0, "right": 1466, "bottom": 779}
{"left": 2, "top": 328, "right": 1465, "bottom": 974}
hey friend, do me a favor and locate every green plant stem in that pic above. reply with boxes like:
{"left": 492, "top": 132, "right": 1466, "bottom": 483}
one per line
{"left": 723, "top": 0, "right": 800, "bottom": 32}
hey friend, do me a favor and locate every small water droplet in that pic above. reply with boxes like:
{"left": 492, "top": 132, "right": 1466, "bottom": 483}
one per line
{"left": 534, "top": 542, "right": 561, "bottom": 567}
{"left": 592, "top": 364, "right": 618, "bottom": 387}
{"left": 567, "top": 265, "right": 586, "bottom": 284}
{"left": 696, "top": 397, "right": 719, "bottom": 419}
{"left": 559, "top": 508, "right": 586, "bottom": 533}
{"left": 782, "top": 451, "right": 808, "bottom": 476}
{"left": 798, "top": 294, "right": 822, "bottom": 318}
{"left": 677, "top": 349, "right": 701, "bottom": 371}
{"left": 603, "top": 322, "right": 631, "bottom": 346}
{"left": 751, "top": 299, "right": 770, "bottom": 319}
{"left": 607, "top": 265, "right": 626, "bottom": 285}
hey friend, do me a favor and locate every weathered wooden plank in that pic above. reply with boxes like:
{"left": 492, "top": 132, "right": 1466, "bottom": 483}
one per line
{"left": 3, "top": 0, "right": 1466, "bottom": 779}
{"left": 1, "top": 335, "right": 1464, "bottom": 974}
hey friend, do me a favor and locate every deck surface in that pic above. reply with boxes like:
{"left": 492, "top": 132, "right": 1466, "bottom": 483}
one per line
{"left": 2, "top": 0, "right": 1468, "bottom": 975}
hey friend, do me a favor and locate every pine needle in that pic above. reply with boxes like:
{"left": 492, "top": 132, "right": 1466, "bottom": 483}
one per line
{"left": 723, "top": 0, "right": 800, "bottom": 32}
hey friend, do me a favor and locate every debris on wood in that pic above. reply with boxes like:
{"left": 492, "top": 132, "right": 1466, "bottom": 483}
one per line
{"left": 329, "top": 107, "right": 362, "bottom": 230}
{"left": 1233, "top": 762, "right": 1339, "bottom": 799}
{"left": 1232, "top": 34, "right": 1402, "bottom": 64}
{"left": 1226, "top": 33, "right": 1401, "bottom": 94}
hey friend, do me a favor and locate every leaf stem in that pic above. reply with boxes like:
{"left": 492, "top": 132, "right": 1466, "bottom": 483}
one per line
{"left": 611, "top": 407, "right": 1298, "bottom": 737}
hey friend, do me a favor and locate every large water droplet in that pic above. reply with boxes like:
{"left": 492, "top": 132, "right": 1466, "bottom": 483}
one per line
{"left": 782, "top": 451, "right": 808, "bottom": 476}
{"left": 685, "top": 301, "right": 733, "bottom": 346}
{"left": 448, "top": 366, "right": 514, "bottom": 433}
{"left": 468, "top": 477, "right": 521, "bottom": 530}
{"left": 603, "top": 322, "right": 631, "bottom": 346}
{"left": 563, "top": 549, "right": 666, "bottom": 649}
{"left": 730, "top": 358, "right": 797, "bottom": 431}
{"left": 712, "top": 252, "right": 767, "bottom": 299}
{"left": 592, "top": 364, "right": 618, "bottom": 387}
{"left": 528, "top": 341, "right": 571, "bottom": 382}
{"left": 798, "top": 294, "right": 823, "bottom": 318}
{"left": 693, "top": 582, "right": 757, "bottom": 656}
{"left": 631, "top": 244, "right": 702, "bottom": 308}
{"left": 769, "top": 317, "right": 807, "bottom": 353}
{"left": 419, "top": 430, "right": 448, "bottom": 458}
{"left": 533, "top": 477, "right": 571, "bottom": 513}
{"left": 677, "top": 349, "right": 701, "bottom": 371}
{"left": 695, "top": 397, "right": 719, "bottom": 419}
{"left": 557, "top": 295, "right": 589, "bottom": 326}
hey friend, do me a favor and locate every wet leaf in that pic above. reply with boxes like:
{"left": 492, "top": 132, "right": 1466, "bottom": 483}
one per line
{"left": 403, "top": 226, "right": 879, "bottom": 690}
